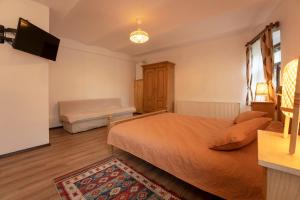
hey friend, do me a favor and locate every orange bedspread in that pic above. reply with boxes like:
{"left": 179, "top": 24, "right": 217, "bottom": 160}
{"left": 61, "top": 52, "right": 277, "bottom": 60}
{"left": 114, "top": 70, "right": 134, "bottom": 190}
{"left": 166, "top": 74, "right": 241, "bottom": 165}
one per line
{"left": 107, "top": 113, "right": 265, "bottom": 200}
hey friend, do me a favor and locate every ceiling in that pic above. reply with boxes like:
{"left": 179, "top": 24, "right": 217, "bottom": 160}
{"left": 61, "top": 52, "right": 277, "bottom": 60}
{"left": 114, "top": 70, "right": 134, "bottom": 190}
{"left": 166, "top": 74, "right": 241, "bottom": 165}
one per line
{"left": 34, "top": 0, "right": 281, "bottom": 56}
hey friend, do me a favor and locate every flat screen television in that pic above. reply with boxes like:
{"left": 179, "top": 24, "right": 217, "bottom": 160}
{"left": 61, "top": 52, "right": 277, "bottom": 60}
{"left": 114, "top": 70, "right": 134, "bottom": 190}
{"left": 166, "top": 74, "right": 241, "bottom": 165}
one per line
{"left": 12, "top": 18, "right": 60, "bottom": 61}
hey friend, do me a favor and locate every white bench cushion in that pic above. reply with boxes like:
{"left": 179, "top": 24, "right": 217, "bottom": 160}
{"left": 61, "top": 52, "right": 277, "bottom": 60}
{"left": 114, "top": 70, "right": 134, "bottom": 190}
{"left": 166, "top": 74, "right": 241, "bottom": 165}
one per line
{"left": 61, "top": 107, "right": 136, "bottom": 123}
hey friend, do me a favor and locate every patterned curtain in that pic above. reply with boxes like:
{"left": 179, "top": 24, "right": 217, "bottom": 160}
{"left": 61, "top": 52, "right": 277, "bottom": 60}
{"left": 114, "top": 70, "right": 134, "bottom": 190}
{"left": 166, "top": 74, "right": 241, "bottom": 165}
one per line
{"left": 260, "top": 24, "right": 275, "bottom": 102}
{"left": 246, "top": 45, "right": 253, "bottom": 105}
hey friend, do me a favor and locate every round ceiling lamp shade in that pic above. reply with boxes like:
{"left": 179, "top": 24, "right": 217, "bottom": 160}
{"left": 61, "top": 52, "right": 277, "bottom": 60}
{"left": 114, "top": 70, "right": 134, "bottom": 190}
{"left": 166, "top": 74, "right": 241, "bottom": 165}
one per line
{"left": 281, "top": 58, "right": 299, "bottom": 119}
{"left": 130, "top": 28, "right": 149, "bottom": 44}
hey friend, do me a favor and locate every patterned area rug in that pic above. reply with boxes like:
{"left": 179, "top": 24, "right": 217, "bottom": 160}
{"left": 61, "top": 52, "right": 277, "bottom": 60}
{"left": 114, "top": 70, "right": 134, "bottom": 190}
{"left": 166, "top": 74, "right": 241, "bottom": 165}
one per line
{"left": 54, "top": 157, "right": 181, "bottom": 200}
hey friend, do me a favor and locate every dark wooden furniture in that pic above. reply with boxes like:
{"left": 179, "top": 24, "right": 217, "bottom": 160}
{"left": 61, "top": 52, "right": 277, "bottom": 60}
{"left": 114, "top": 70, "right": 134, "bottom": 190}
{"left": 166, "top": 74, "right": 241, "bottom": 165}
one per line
{"left": 134, "top": 79, "right": 143, "bottom": 113}
{"left": 251, "top": 101, "right": 276, "bottom": 119}
{"left": 142, "top": 61, "right": 175, "bottom": 113}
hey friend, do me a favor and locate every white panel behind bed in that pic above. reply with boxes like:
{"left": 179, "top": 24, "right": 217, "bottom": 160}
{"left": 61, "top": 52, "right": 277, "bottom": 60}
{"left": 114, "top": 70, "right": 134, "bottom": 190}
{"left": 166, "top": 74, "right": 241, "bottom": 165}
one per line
{"left": 175, "top": 101, "right": 240, "bottom": 120}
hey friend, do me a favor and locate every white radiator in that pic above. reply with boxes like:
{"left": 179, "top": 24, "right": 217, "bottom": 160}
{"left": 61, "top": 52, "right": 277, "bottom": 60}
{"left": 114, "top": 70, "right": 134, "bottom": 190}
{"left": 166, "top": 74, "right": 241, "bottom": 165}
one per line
{"left": 175, "top": 101, "right": 240, "bottom": 120}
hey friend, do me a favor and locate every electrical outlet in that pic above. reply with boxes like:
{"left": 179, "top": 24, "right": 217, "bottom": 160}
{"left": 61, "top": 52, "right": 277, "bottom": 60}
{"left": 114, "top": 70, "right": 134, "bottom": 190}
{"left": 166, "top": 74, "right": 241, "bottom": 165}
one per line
{"left": 0, "top": 25, "right": 4, "bottom": 43}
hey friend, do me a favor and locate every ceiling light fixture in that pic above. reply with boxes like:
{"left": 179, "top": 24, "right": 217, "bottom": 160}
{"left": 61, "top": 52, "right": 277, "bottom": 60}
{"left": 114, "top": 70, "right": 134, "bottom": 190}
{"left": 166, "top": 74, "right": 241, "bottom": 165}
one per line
{"left": 130, "top": 18, "right": 149, "bottom": 44}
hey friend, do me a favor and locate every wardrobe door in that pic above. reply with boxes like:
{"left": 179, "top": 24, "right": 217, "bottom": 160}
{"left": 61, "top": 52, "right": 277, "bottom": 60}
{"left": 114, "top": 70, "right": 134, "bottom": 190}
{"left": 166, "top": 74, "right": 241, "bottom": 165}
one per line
{"left": 155, "top": 66, "right": 168, "bottom": 111}
{"left": 143, "top": 68, "right": 157, "bottom": 112}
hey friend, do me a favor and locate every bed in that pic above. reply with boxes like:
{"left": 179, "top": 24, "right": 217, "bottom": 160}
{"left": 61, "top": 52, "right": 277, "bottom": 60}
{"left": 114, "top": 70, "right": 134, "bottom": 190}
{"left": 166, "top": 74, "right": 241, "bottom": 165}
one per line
{"left": 107, "top": 111, "right": 277, "bottom": 200}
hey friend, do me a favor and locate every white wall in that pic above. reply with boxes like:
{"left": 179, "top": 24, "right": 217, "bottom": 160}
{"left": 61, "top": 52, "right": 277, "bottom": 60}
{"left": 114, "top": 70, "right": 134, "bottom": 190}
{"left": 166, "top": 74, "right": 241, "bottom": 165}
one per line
{"left": 0, "top": 0, "right": 49, "bottom": 155}
{"left": 49, "top": 39, "right": 135, "bottom": 127}
{"left": 48, "top": 0, "right": 299, "bottom": 128}
{"left": 265, "top": 0, "right": 300, "bottom": 67}
{"left": 135, "top": 31, "right": 251, "bottom": 111}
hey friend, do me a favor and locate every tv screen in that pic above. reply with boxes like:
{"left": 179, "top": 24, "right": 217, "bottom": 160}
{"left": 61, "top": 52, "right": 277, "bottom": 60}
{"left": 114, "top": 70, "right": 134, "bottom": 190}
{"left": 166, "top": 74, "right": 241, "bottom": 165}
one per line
{"left": 13, "top": 18, "right": 60, "bottom": 61}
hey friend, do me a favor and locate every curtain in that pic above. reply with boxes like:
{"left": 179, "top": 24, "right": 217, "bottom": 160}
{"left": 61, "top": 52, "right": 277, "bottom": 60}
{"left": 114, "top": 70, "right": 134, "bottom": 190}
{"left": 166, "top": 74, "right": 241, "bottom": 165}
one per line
{"left": 246, "top": 45, "right": 253, "bottom": 105}
{"left": 260, "top": 24, "right": 275, "bottom": 102}
{"left": 251, "top": 40, "right": 265, "bottom": 101}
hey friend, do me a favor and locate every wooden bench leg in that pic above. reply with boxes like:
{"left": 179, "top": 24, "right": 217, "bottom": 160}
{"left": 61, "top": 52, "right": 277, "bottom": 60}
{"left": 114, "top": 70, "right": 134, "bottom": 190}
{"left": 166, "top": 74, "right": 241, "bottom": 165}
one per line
{"left": 110, "top": 145, "right": 114, "bottom": 155}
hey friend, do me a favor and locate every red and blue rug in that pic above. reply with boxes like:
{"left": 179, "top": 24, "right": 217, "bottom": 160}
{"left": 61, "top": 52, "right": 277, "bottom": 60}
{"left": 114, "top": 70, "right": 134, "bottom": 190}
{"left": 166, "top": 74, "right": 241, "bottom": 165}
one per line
{"left": 54, "top": 157, "right": 181, "bottom": 200}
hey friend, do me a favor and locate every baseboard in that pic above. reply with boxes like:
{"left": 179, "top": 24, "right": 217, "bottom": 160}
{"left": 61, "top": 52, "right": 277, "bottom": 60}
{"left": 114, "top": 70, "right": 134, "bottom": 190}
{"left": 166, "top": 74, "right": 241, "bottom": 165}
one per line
{"left": 49, "top": 119, "right": 62, "bottom": 129}
{"left": 49, "top": 126, "right": 63, "bottom": 130}
{"left": 0, "top": 143, "right": 51, "bottom": 159}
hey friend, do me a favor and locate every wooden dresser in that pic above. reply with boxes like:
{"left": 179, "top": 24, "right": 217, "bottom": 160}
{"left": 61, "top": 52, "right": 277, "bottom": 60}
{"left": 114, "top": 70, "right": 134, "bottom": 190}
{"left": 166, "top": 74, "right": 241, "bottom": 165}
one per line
{"left": 142, "top": 61, "right": 175, "bottom": 113}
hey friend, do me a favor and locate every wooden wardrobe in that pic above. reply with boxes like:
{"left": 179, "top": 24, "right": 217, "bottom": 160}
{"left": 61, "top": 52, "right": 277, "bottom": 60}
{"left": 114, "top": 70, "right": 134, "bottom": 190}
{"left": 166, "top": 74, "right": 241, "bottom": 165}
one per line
{"left": 134, "top": 79, "right": 143, "bottom": 113}
{"left": 142, "top": 61, "right": 175, "bottom": 113}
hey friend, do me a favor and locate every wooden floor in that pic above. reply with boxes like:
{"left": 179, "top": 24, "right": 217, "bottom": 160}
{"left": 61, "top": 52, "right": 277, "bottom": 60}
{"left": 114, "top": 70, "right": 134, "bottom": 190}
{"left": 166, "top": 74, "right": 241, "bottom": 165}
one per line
{"left": 0, "top": 127, "right": 221, "bottom": 200}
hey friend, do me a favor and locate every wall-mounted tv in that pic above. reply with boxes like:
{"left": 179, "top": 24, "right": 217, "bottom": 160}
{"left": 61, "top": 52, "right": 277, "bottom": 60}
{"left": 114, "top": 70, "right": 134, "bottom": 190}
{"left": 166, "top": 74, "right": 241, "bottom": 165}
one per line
{"left": 12, "top": 18, "right": 60, "bottom": 61}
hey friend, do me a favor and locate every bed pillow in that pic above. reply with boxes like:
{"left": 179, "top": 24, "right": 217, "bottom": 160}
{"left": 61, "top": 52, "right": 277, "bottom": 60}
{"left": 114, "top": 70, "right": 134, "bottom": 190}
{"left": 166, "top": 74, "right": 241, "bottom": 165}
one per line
{"left": 234, "top": 111, "right": 268, "bottom": 124}
{"left": 210, "top": 117, "right": 272, "bottom": 151}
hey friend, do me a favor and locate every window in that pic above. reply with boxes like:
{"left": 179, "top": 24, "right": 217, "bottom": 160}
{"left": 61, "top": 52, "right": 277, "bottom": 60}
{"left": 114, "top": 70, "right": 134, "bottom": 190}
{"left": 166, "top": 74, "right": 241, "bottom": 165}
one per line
{"left": 250, "top": 29, "right": 281, "bottom": 101}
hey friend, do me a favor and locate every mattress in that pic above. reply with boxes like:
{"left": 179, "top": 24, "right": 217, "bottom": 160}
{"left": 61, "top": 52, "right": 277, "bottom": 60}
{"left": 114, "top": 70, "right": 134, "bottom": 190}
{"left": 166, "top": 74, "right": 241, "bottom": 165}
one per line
{"left": 107, "top": 113, "right": 266, "bottom": 200}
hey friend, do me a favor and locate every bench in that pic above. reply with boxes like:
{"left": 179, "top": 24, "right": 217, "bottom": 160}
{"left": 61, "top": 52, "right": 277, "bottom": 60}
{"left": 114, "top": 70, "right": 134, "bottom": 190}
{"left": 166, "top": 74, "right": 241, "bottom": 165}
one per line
{"left": 59, "top": 98, "right": 135, "bottom": 133}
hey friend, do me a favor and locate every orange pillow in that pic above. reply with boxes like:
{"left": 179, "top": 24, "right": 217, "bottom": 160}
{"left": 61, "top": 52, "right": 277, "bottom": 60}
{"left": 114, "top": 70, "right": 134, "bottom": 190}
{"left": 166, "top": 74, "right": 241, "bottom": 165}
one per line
{"left": 234, "top": 111, "right": 267, "bottom": 124}
{"left": 210, "top": 117, "right": 271, "bottom": 151}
